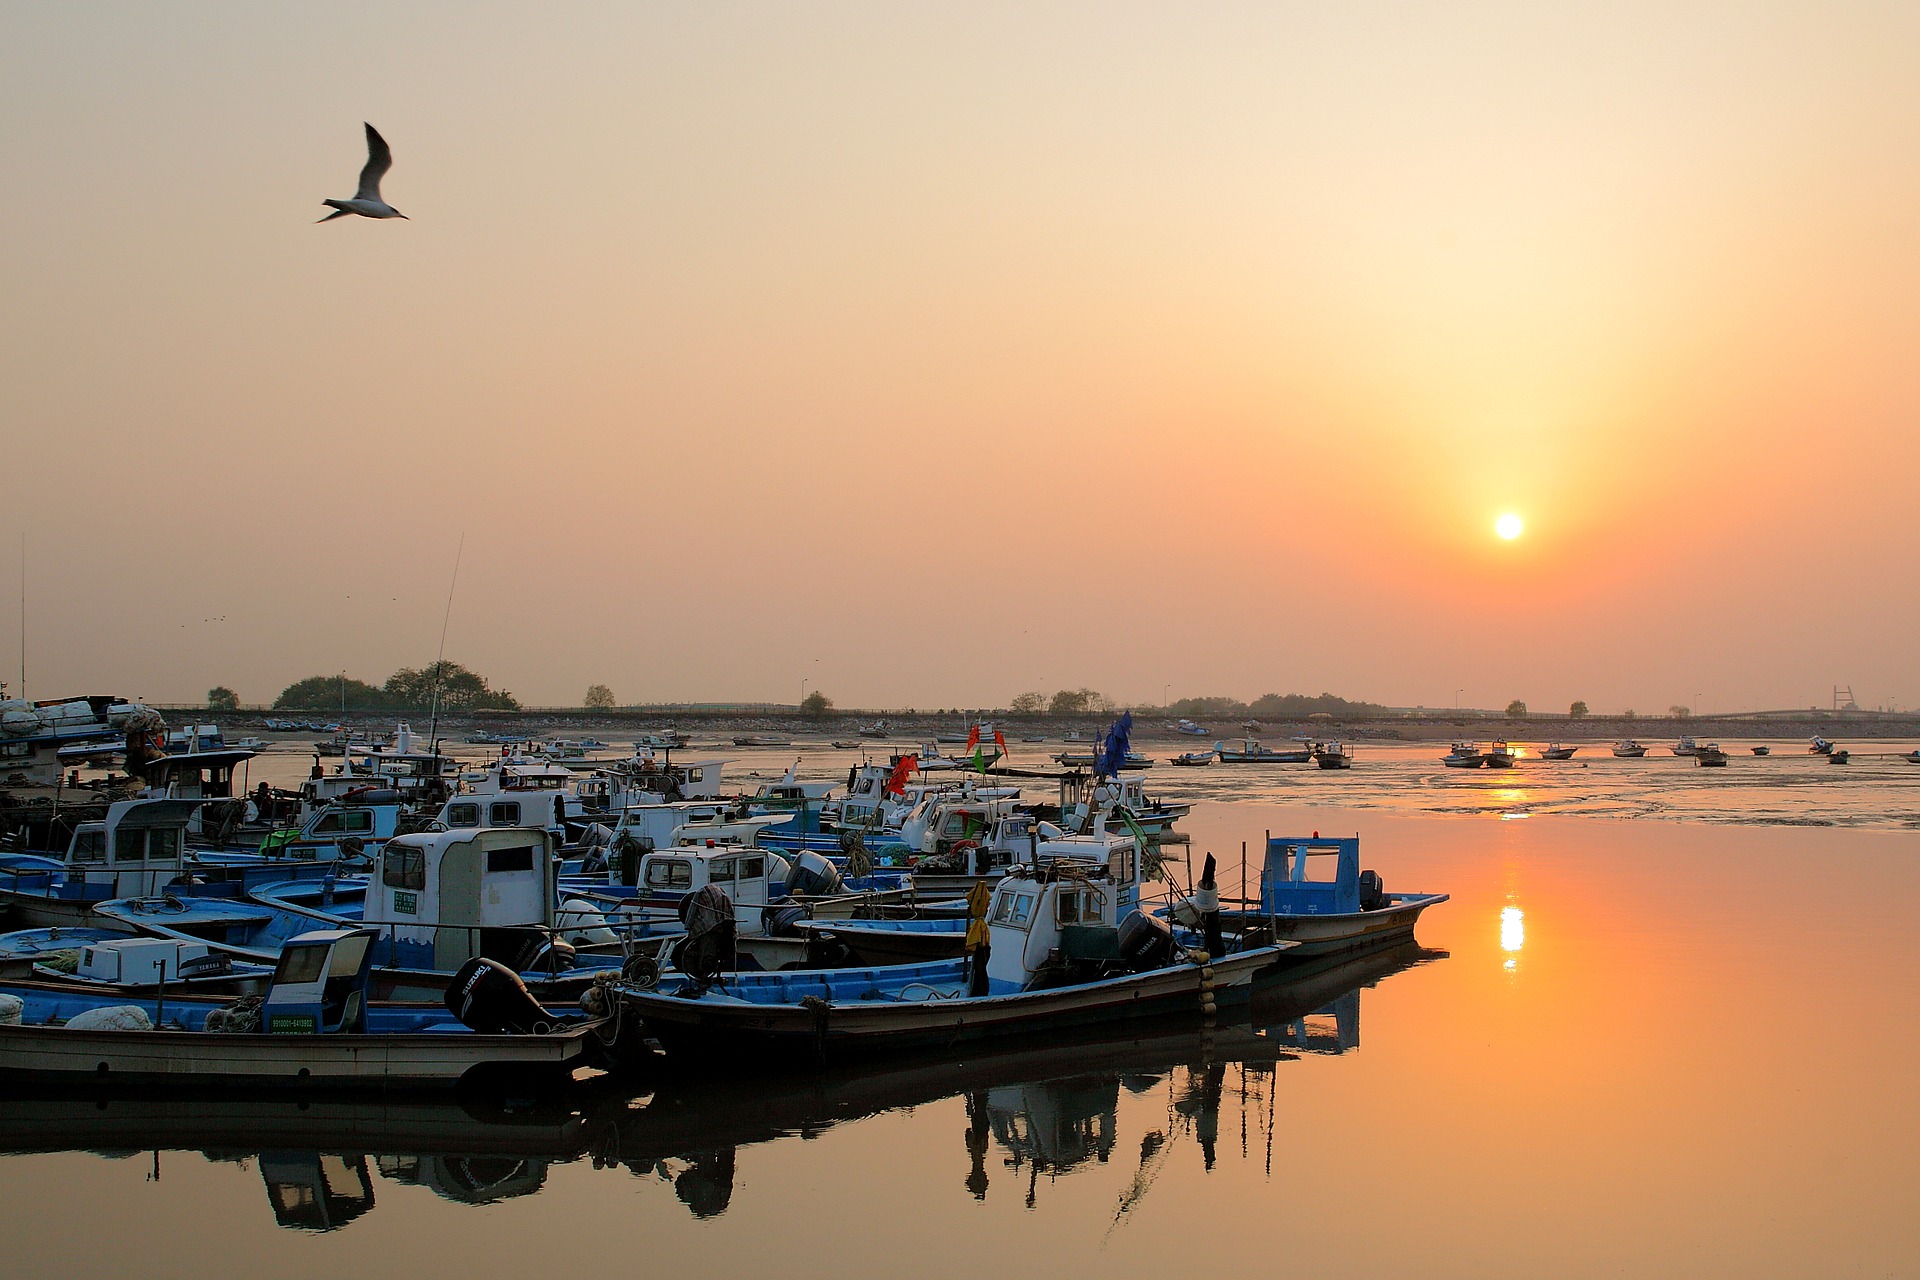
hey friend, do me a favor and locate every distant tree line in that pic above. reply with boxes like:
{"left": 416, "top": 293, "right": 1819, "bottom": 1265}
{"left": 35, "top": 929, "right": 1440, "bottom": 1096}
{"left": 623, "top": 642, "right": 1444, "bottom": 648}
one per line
{"left": 1160, "top": 692, "right": 1391, "bottom": 721}
{"left": 1008, "top": 689, "right": 1116, "bottom": 716}
{"left": 274, "top": 661, "right": 520, "bottom": 712}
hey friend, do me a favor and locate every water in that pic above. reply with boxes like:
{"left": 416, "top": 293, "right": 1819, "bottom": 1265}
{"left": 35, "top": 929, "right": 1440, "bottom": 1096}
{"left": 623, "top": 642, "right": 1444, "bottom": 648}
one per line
{"left": 5, "top": 750, "right": 1918, "bottom": 1276}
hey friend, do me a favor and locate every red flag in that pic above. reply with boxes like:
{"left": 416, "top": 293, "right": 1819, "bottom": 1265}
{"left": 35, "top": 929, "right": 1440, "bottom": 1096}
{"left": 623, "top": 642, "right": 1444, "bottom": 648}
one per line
{"left": 993, "top": 729, "right": 1008, "bottom": 758}
{"left": 885, "top": 753, "right": 918, "bottom": 796}
{"left": 966, "top": 724, "right": 981, "bottom": 755}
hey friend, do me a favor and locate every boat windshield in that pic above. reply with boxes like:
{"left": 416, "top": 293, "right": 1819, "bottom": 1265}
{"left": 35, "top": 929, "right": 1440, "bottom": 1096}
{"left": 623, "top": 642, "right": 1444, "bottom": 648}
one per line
{"left": 274, "top": 943, "right": 328, "bottom": 986}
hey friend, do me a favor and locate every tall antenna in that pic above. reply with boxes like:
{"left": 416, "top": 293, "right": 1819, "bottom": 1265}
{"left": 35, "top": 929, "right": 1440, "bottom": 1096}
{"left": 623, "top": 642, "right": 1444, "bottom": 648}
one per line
{"left": 425, "top": 532, "right": 465, "bottom": 752}
{"left": 17, "top": 533, "right": 24, "bottom": 701}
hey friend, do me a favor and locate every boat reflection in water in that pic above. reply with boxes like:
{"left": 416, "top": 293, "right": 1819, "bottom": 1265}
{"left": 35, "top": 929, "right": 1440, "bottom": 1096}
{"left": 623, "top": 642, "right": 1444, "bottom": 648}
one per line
{"left": 0, "top": 941, "right": 1442, "bottom": 1231}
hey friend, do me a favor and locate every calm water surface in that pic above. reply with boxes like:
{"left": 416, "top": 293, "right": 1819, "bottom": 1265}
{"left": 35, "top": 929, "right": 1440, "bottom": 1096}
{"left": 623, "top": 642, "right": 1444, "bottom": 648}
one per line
{"left": 4, "top": 757, "right": 1917, "bottom": 1276}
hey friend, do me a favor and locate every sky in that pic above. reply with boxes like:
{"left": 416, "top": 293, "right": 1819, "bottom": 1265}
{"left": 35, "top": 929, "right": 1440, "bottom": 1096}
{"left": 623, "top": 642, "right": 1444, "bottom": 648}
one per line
{"left": 5, "top": 2, "right": 1919, "bottom": 713}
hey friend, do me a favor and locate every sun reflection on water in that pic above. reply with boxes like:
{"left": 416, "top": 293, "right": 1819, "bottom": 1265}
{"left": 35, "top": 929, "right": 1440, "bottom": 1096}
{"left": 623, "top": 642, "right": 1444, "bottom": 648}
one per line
{"left": 1500, "top": 905, "right": 1526, "bottom": 972}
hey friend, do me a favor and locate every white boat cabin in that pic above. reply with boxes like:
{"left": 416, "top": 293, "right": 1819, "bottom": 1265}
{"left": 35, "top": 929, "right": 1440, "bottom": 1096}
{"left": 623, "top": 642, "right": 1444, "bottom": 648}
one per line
{"left": 632, "top": 843, "right": 796, "bottom": 934}
{"left": 48, "top": 798, "right": 202, "bottom": 897}
{"left": 365, "top": 829, "right": 560, "bottom": 972}
{"left": 984, "top": 860, "right": 1134, "bottom": 992}
{"left": 899, "top": 788, "right": 1023, "bottom": 855}
{"left": 594, "top": 803, "right": 790, "bottom": 855}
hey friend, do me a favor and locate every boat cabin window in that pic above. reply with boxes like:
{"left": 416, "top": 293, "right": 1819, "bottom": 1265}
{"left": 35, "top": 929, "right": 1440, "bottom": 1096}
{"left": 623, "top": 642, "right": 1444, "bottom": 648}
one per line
{"left": 485, "top": 844, "right": 537, "bottom": 874}
{"left": 739, "top": 856, "right": 764, "bottom": 881}
{"left": 488, "top": 802, "right": 521, "bottom": 826}
{"left": 1056, "top": 887, "right": 1092, "bottom": 924}
{"left": 445, "top": 802, "right": 480, "bottom": 828}
{"left": 992, "top": 889, "right": 1037, "bottom": 927}
{"left": 1278, "top": 846, "right": 1341, "bottom": 883}
{"left": 274, "top": 942, "right": 329, "bottom": 986}
{"left": 645, "top": 858, "right": 693, "bottom": 889}
{"left": 1108, "top": 848, "right": 1135, "bottom": 883}
{"left": 312, "top": 809, "right": 374, "bottom": 835}
{"left": 69, "top": 830, "right": 105, "bottom": 863}
{"left": 382, "top": 845, "right": 426, "bottom": 891}
{"left": 710, "top": 857, "right": 735, "bottom": 883}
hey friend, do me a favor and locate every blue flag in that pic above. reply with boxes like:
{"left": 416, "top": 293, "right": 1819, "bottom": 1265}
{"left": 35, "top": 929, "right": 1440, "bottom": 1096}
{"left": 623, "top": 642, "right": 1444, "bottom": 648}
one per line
{"left": 1096, "top": 711, "right": 1133, "bottom": 779}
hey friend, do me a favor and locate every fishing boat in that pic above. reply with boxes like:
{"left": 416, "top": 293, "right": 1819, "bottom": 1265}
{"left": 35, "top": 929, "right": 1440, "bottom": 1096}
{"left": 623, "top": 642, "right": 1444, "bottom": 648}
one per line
{"left": 0, "top": 928, "right": 611, "bottom": 1087}
{"left": 1164, "top": 834, "right": 1447, "bottom": 957}
{"left": 1539, "top": 742, "right": 1577, "bottom": 760}
{"left": 1313, "top": 742, "right": 1354, "bottom": 769}
{"left": 1440, "top": 742, "right": 1485, "bottom": 768}
{"left": 1829, "top": 749, "right": 1850, "bottom": 765}
{"left": 732, "top": 736, "right": 792, "bottom": 748}
{"left": 1053, "top": 748, "right": 1151, "bottom": 769}
{"left": 1672, "top": 737, "right": 1701, "bottom": 757}
{"left": 1612, "top": 740, "right": 1649, "bottom": 758}
{"left": 856, "top": 722, "right": 892, "bottom": 739}
{"left": 1752, "top": 745, "right": 1772, "bottom": 756}
{"left": 1482, "top": 741, "right": 1516, "bottom": 768}
{"left": 1810, "top": 736, "right": 1836, "bottom": 755}
{"left": 100, "top": 828, "right": 678, "bottom": 1000}
{"left": 1172, "top": 719, "right": 1209, "bottom": 737}
{"left": 609, "top": 864, "right": 1293, "bottom": 1067}
{"left": 1903, "top": 750, "right": 1920, "bottom": 764}
{"left": 633, "top": 730, "right": 690, "bottom": 750}
{"left": 0, "top": 799, "right": 344, "bottom": 931}
{"left": 1216, "top": 737, "right": 1311, "bottom": 764}
{"left": 1695, "top": 743, "right": 1729, "bottom": 767}
{"left": 1169, "top": 750, "right": 1215, "bottom": 767}
{"left": 0, "top": 695, "right": 164, "bottom": 787}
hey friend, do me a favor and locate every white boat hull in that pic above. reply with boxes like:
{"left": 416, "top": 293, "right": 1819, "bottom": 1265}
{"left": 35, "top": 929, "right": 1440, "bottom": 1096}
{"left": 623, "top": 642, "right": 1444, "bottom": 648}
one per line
{"left": 0, "top": 1019, "right": 606, "bottom": 1087}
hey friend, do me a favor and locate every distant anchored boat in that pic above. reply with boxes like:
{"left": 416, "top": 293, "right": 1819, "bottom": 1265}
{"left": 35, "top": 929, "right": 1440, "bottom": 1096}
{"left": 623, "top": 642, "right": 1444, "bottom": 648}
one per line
{"left": 1441, "top": 742, "right": 1485, "bottom": 768}
{"left": 1216, "top": 737, "right": 1312, "bottom": 764}
{"left": 1313, "top": 742, "right": 1354, "bottom": 769}
{"left": 1612, "top": 740, "right": 1649, "bottom": 758}
{"left": 1539, "top": 742, "right": 1577, "bottom": 760}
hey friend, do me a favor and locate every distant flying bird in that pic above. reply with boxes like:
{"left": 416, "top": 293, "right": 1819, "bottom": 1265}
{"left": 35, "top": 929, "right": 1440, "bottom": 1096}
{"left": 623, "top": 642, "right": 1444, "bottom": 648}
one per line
{"left": 318, "top": 123, "right": 408, "bottom": 222}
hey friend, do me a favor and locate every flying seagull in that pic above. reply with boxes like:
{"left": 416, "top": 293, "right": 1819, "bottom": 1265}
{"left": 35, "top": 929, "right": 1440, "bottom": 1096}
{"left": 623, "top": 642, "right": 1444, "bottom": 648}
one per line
{"left": 318, "top": 123, "right": 407, "bottom": 222}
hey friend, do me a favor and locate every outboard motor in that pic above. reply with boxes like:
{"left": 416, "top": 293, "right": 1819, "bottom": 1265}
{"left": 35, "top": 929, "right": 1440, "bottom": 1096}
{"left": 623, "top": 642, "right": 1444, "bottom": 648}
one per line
{"left": 761, "top": 903, "right": 810, "bottom": 938}
{"left": 785, "top": 850, "right": 844, "bottom": 898}
{"left": 445, "top": 956, "right": 565, "bottom": 1035}
{"left": 1117, "top": 910, "right": 1176, "bottom": 970}
{"left": 612, "top": 832, "right": 652, "bottom": 887}
{"left": 1358, "top": 869, "right": 1387, "bottom": 912}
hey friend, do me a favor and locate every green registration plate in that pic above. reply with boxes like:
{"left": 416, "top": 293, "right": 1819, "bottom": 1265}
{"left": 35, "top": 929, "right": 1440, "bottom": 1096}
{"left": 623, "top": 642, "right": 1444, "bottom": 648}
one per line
{"left": 394, "top": 891, "right": 417, "bottom": 915}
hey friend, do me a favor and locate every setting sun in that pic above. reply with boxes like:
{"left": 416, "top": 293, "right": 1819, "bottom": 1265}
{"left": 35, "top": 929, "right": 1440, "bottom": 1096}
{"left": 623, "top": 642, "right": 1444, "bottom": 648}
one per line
{"left": 1495, "top": 513, "right": 1525, "bottom": 540}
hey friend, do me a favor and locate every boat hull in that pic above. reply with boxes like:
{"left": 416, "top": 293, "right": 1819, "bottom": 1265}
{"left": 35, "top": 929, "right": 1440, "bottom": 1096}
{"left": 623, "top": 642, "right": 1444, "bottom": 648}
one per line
{"left": 0, "top": 1020, "right": 606, "bottom": 1089}
{"left": 794, "top": 921, "right": 968, "bottom": 966}
{"left": 619, "top": 946, "right": 1289, "bottom": 1067}
{"left": 1213, "top": 893, "right": 1448, "bottom": 958}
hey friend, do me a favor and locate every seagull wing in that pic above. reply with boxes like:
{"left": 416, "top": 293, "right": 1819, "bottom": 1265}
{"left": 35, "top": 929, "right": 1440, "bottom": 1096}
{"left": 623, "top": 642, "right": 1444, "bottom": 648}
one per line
{"left": 355, "top": 123, "right": 394, "bottom": 201}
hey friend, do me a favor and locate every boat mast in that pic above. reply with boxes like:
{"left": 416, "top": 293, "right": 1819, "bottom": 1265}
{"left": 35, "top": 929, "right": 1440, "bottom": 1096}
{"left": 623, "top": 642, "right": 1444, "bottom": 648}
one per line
{"left": 16, "top": 533, "right": 24, "bottom": 700}
{"left": 425, "top": 532, "right": 465, "bottom": 756}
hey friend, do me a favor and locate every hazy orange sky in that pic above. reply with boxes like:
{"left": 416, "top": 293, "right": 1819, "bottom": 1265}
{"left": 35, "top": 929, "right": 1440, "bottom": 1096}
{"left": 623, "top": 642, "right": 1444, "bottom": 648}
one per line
{"left": 5, "top": 3, "right": 1919, "bottom": 712}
